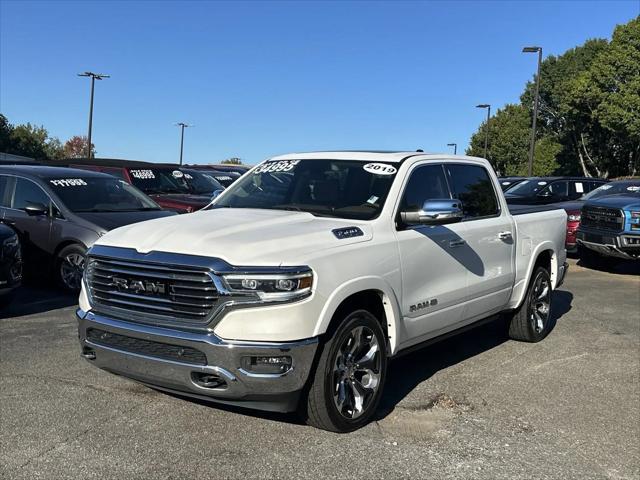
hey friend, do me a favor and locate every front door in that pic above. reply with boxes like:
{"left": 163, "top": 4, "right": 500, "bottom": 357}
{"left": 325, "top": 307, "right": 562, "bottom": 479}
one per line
{"left": 395, "top": 163, "right": 469, "bottom": 345}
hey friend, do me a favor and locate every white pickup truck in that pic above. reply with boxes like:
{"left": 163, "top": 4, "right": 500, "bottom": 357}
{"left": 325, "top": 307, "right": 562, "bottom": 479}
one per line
{"left": 77, "top": 151, "right": 568, "bottom": 432}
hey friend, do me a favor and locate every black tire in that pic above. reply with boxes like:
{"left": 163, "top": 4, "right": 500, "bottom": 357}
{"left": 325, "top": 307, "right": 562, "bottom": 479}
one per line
{"left": 305, "top": 309, "right": 387, "bottom": 433}
{"left": 55, "top": 244, "right": 87, "bottom": 292}
{"left": 508, "top": 266, "right": 553, "bottom": 342}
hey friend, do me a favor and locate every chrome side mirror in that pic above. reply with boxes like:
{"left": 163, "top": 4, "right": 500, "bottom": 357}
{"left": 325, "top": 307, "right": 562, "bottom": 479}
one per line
{"left": 400, "top": 199, "right": 464, "bottom": 225}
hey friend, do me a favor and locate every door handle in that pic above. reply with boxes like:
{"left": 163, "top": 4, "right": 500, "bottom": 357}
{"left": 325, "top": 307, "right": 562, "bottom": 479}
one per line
{"left": 498, "top": 231, "right": 512, "bottom": 240}
{"left": 449, "top": 239, "right": 466, "bottom": 248}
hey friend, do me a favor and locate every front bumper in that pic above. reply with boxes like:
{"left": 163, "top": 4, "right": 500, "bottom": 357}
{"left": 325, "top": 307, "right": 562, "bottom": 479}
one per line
{"left": 576, "top": 228, "right": 640, "bottom": 260}
{"left": 77, "top": 309, "right": 319, "bottom": 412}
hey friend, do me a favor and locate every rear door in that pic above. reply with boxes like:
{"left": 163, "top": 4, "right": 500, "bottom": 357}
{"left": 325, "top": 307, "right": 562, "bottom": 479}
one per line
{"left": 445, "top": 163, "right": 515, "bottom": 320}
{"left": 396, "top": 163, "right": 469, "bottom": 342}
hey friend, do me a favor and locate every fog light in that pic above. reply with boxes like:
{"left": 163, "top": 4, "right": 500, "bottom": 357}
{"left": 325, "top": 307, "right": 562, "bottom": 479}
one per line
{"left": 242, "top": 279, "right": 259, "bottom": 289}
{"left": 242, "top": 355, "right": 292, "bottom": 374}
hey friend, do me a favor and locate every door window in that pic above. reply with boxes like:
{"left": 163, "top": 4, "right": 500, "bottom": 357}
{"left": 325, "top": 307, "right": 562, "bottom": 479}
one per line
{"left": 445, "top": 164, "right": 499, "bottom": 219}
{"left": 547, "top": 181, "right": 568, "bottom": 198}
{"left": 12, "top": 178, "right": 51, "bottom": 211}
{"left": 400, "top": 164, "right": 449, "bottom": 212}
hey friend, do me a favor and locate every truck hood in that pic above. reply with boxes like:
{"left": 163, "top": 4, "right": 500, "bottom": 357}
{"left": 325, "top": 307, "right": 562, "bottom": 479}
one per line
{"left": 586, "top": 195, "right": 640, "bottom": 210}
{"left": 95, "top": 208, "right": 373, "bottom": 265}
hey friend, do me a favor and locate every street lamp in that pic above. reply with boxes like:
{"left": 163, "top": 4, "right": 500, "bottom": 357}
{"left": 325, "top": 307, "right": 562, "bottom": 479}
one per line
{"left": 523, "top": 45, "right": 543, "bottom": 176}
{"left": 175, "top": 123, "right": 192, "bottom": 166}
{"left": 446, "top": 143, "right": 457, "bottom": 155}
{"left": 476, "top": 104, "right": 491, "bottom": 159}
{"left": 77, "top": 72, "right": 110, "bottom": 159}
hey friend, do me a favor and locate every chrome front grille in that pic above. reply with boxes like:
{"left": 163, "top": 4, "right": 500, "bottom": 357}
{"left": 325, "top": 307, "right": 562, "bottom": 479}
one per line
{"left": 581, "top": 205, "right": 624, "bottom": 232}
{"left": 86, "top": 256, "right": 219, "bottom": 324}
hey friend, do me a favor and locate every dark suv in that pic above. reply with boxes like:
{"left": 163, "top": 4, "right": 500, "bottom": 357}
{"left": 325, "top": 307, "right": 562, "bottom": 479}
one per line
{"left": 0, "top": 221, "right": 22, "bottom": 304}
{"left": 504, "top": 177, "right": 607, "bottom": 205}
{"left": 67, "top": 159, "right": 213, "bottom": 213}
{"left": 0, "top": 166, "right": 175, "bottom": 290}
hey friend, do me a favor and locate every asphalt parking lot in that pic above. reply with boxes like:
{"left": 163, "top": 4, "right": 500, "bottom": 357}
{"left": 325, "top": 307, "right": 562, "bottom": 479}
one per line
{"left": 1, "top": 258, "right": 638, "bottom": 480}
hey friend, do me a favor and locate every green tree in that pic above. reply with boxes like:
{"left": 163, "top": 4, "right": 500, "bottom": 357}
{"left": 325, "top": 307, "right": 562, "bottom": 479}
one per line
{"left": 221, "top": 157, "right": 243, "bottom": 165}
{"left": 566, "top": 17, "right": 640, "bottom": 177}
{"left": 466, "top": 104, "right": 560, "bottom": 176}
{"left": 0, "top": 114, "right": 13, "bottom": 153}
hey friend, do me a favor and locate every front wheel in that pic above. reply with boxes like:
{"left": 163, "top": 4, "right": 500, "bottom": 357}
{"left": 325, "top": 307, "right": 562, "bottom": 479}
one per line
{"left": 305, "top": 309, "right": 387, "bottom": 432}
{"left": 56, "top": 244, "right": 87, "bottom": 292}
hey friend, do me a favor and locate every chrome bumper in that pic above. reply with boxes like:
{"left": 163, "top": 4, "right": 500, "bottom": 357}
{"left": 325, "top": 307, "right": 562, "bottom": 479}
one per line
{"left": 77, "top": 309, "right": 319, "bottom": 412}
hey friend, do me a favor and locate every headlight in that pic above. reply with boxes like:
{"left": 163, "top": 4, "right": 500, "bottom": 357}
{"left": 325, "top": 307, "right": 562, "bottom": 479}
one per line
{"left": 631, "top": 211, "right": 640, "bottom": 222}
{"left": 568, "top": 214, "right": 581, "bottom": 222}
{"left": 223, "top": 271, "right": 313, "bottom": 302}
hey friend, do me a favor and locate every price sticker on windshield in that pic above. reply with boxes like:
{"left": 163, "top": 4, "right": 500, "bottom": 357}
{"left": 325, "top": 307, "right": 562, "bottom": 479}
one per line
{"left": 172, "top": 170, "right": 184, "bottom": 178}
{"left": 254, "top": 160, "right": 300, "bottom": 174}
{"left": 49, "top": 178, "right": 88, "bottom": 187}
{"left": 130, "top": 169, "right": 155, "bottom": 179}
{"left": 363, "top": 163, "right": 397, "bottom": 176}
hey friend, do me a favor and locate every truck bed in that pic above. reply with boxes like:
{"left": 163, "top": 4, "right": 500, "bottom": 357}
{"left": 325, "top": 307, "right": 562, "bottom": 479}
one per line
{"left": 508, "top": 204, "right": 564, "bottom": 216}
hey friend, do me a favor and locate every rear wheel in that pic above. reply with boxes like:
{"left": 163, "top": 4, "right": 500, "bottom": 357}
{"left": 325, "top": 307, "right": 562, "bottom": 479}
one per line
{"left": 305, "top": 310, "right": 387, "bottom": 432}
{"left": 56, "top": 244, "right": 87, "bottom": 292}
{"left": 508, "top": 266, "right": 553, "bottom": 342}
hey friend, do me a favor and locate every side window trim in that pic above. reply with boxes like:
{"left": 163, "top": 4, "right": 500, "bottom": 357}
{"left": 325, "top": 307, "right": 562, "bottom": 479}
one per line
{"left": 444, "top": 163, "right": 501, "bottom": 222}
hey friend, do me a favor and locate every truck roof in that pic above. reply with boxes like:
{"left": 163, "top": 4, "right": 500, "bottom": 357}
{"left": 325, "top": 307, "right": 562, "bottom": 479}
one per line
{"left": 269, "top": 151, "right": 486, "bottom": 163}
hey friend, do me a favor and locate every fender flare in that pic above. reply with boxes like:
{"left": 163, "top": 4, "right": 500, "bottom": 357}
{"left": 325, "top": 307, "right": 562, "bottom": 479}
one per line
{"left": 313, "top": 276, "right": 403, "bottom": 355}
{"left": 510, "top": 241, "right": 559, "bottom": 310}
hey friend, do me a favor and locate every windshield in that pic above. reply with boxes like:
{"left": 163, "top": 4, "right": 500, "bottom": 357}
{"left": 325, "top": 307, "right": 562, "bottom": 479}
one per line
{"left": 581, "top": 181, "right": 640, "bottom": 200}
{"left": 182, "top": 170, "right": 225, "bottom": 195}
{"left": 212, "top": 159, "right": 398, "bottom": 220}
{"left": 48, "top": 177, "right": 160, "bottom": 212}
{"left": 505, "top": 179, "right": 550, "bottom": 196}
{"left": 128, "top": 168, "right": 191, "bottom": 194}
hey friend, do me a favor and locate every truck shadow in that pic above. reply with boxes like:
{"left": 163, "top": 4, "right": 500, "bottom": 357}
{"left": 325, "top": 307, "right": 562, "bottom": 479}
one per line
{"left": 375, "top": 289, "right": 573, "bottom": 420}
{"left": 0, "top": 282, "right": 77, "bottom": 319}
{"left": 166, "top": 289, "right": 573, "bottom": 429}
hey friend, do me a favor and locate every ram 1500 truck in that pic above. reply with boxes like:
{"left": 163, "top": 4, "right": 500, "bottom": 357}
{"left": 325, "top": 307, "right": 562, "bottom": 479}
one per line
{"left": 77, "top": 151, "right": 568, "bottom": 432}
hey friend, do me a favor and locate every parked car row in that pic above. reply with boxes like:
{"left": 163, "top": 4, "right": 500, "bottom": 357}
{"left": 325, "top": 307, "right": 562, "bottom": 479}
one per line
{"left": 498, "top": 174, "right": 640, "bottom": 261}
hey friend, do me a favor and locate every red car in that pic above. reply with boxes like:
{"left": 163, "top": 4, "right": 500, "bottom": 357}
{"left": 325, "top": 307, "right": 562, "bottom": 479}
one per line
{"left": 68, "top": 159, "right": 213, "bottom": 213}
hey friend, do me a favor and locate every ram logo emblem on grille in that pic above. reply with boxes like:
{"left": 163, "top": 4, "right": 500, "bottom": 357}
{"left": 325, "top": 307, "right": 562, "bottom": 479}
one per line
{"left": 112, "top": 276, "right": 166, "bottom": 295}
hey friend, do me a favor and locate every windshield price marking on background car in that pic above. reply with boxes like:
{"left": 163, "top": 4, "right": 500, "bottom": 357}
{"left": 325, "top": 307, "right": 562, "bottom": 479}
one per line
{"left": 130, "top": 169, "right": 156, "bottom": 179}
{"left": 253, "top": 160, "right": 300, "bottom": 174}
{"left": 49, "top": 179, "right": 88, "bottom": 187}
{"left": 363, "top": 163, "right": 397, "bottom": 175}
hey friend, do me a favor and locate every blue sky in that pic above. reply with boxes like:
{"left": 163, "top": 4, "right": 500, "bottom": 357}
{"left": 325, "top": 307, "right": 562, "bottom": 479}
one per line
{"left": 1, "top": 1, "right": 638, "bottom": 165}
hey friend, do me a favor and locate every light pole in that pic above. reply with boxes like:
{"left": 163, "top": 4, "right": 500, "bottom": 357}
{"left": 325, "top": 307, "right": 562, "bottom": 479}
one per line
{"left": 77, "top": 72, "right": 109, "bottom": 159}
{"left": 175, "top": 123, "right": 192, "bottom": 165}
{"left": 447, "top": 143, "right": 457, "bottom": 155}
{"left": 476, "top": 104, "right": 491, "bottom": 159}
{"left": 523, "top": 46, "right": 542, "bottom": 176}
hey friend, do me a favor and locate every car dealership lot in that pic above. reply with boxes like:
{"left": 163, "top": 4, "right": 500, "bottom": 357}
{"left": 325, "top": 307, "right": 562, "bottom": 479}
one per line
{"left": 1, "top": 259, "right": 638, "bottom": 479}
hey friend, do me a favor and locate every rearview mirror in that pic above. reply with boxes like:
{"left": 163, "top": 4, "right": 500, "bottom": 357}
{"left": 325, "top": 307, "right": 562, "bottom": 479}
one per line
{"left": 24, "top": 202, "right": 48, "bottom": 216}
{"left": 400, "top": 199, "right": 464, "bottom": 226}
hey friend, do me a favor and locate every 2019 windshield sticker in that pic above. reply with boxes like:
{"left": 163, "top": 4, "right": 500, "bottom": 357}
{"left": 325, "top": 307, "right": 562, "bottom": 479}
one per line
{"left": 49, "top": 179, "right": 88, "bottom": 187}
{"left": 254, "top": 160, "right": 300, "bottom": 174}
{"left": 363, "top": 163, "right": 397, "bottom": 176}
{"left": 130, "top": 170, "right": 155, "bottom": 179}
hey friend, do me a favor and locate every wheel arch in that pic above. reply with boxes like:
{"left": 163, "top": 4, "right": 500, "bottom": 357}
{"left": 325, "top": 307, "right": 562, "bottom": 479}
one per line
{"left": 509, "top": 243, "right": 559, "bottom": 310}
{"left": 314, "top": 277, "right": 402, "bottom": 355}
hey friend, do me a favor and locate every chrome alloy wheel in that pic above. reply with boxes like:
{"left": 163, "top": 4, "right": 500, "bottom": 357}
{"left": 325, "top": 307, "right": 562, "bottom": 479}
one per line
{"left": 60, "top": 253, "right": 85, "bottom": 290}
{"left": 529, "top": 272, "right": 551, "bottom": 334}
{"left": 332, "top": 325, "right": 382, "bottom": 419}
